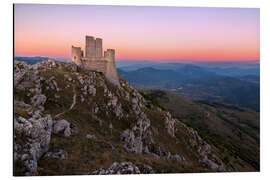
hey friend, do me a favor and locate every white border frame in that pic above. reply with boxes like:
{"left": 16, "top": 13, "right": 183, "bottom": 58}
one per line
{"left": 1, "top": 0, "right": 269, "bottom": 180}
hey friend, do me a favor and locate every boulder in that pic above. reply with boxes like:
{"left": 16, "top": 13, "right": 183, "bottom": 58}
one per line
{"left": 136, "top": 164, "right": 155, "bottom": 174}
{"left": 91, "top": 162, "right": 141, "bottom": 175}
{"left": 30, "top": 94, "right": 47, "bottom": 107}
{"left": 45, "top": 149, "right": 68, "bottom": 160}
{"left": 53, "top": 120, "right": 71, "bottom": 137}
{"left": 86, "top": 134, "right": 96, "bottom": 140}
{"left": 14, "top": 113, "right": 53, "bottom": 174}
{"left": 120, "top": 129, "right": 142, "bottom": 153}
{"left": 52, "top": 120, "right": 79, "bottom": 137}
{"left": 169, "top": 154, "right": 183, "bottom": 163}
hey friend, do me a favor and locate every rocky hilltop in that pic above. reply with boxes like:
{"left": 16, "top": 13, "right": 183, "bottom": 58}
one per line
{"left": 14, "top": 60, "right": 231, "bottom": 176}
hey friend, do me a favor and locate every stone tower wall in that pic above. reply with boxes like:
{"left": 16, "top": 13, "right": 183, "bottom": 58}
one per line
{"left": 105, "top": 60, "right": 120, "bottom": 86}
{"left": 104, "top": 49, "right": 115, "bottom": 62}
{"left": 104, "top": 49, "right": 119, "bottom": 86}
{"left": 71, "top": 46, "right": 82, "bottom": 65}
{"left": 85, "top": 36, "right": 96, "bottom": 58}
{"left": 95, "top": 38, "right": 103, "bottom": 57}
{"left": 81, "top": 58, "right": 107, "bottom": 73}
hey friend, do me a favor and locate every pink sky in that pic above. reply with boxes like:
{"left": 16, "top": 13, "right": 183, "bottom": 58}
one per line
{"left": 14, "top": 4, "right": 260, "bottom": 62}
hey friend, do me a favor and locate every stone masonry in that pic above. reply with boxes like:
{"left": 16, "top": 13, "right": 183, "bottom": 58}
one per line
{"left": 71, "top": 36, "right": 120, "bottom": 86}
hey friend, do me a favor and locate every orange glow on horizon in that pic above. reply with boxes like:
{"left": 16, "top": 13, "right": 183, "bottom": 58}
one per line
{"left": 14, "top": 4, "right": 260, "bottom": 62}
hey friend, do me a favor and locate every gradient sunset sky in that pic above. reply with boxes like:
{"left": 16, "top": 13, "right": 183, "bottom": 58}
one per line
{"left": 14, "top": 4, "right": 260, "bottom": 62}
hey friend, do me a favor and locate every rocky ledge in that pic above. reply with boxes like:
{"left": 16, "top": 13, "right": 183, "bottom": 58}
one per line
{"left": 14, "top": 60, "right": 229, "bottom": 175}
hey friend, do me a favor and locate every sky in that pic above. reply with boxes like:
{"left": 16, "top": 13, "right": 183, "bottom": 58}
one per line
{"left": 14, "top": 4, "right": 260, "bottom": 62}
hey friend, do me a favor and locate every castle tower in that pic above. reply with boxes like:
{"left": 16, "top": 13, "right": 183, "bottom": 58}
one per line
{"left": 85, "top": 36, "right": 96, "bottom": 57}
{"left": 71, "top": 46, "right": 83, "bottom": 65}
{"left": 104, "top": 49, "right": 115, "bottom": 62}
{"left": 95, "top": 38, "right": 103, "bottom": 57}
{"left": 104, "top": 49, "right": 119, "bottom": 86}
{"left": 71, "top": 36, "right": 120, "bottom": 86}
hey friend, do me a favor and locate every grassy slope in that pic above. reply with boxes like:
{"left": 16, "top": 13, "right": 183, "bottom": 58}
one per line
{"left": 14, "top": 62, "right": 213, "bottom": 175}
{"left": 140, "top": 89, "right": 259, "bottom": 171}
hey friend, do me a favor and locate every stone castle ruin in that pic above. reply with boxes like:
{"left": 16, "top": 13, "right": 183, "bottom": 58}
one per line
{"left": 71, "top": 36, "right": 120, "bottom": 86}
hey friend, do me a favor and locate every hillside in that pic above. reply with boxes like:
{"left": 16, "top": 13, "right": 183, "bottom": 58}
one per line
{"left": 141, "top": 90, "right": 259, "bottom": 171}
{"left": 14, "top": 60, "right": 238, "bottom": 176}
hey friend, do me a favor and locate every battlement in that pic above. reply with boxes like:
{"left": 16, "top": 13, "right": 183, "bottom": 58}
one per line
{"left": 104, "top": 49, "right": 115, "bottom": 61}
{"left": 71, "top": 36, "right": 119, "bottom": 86}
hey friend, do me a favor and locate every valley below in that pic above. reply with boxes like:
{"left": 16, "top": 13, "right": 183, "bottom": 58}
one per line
{"left": 117, "top": 62, "right": 260, "bottom": 111}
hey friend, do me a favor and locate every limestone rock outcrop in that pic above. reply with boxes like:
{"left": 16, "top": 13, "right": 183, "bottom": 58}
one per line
{"left": 13, "top": 59, "right": 230, "bottom": 175}
{"left": 176, "top": 121, "right": 226, "bottom": 171}
{"left": 14, "top": 108, "right": 53, "bottom": 174}
{"left": 91, "top": 162, "right": 154, "bottom": 175}
{"left": 45, "top": 149, "right": 68, "bottom": 160}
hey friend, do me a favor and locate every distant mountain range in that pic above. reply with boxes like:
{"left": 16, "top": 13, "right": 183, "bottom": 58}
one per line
{"left": 117, "top": 64, "right": 260, "bottom": 111}
{"left": 14, "top": 56, "right": 50, "bottom": 65}
{"left": 117, "top": 61, "right": 259, "bottom": 76}
{"left": 14, "top": 56, "right": 71, "bottom": 65}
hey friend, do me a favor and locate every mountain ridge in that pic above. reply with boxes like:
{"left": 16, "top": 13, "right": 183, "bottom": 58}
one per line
{"left": 117, "top": 66, "right": 260, "bottom": 111}
{"left": 14, "top": 60, "right": 237, "bottom": 176}
{"left": 13, "top": 60, "right": 258, "bottom": 176}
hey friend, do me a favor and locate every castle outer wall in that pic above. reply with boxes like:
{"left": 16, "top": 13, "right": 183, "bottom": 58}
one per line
{"left": 71, "top": 36, "right": 120, "bottom": 86}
